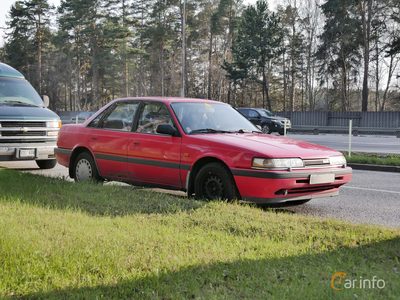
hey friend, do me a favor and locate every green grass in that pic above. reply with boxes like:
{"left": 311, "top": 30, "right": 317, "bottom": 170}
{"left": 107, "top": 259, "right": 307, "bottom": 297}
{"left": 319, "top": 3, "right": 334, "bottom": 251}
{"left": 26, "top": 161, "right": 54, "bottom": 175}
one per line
{"left": 345, "top": 154, "right": 400, "bottom": 166}
{"left": 0, "top": 169, "right": 399, "bottom": 299}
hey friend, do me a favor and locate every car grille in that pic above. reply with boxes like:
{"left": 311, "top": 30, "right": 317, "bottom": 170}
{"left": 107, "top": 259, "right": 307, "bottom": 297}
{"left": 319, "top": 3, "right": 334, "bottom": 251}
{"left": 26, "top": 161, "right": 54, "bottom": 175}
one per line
{"left": 0, "top": 121, "right": 46, "bottom": 128}
{"left": 287, "top": 185, "right": 339, "bottom": 194}
{"left": 1, "top": 131, "right": 46, "bottom": 137}
{"left": 303, "top": 158, "right": 331, "bottom": 168}
{"left": 0, "top": 121, "right": 56, "bottom": 142}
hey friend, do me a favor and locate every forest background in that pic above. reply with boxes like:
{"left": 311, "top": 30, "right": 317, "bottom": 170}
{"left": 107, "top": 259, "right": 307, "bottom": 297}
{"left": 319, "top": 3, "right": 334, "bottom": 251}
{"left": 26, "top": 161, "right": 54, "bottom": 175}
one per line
{"left": 1, "top": 0, "right": 400, "bottom": 113}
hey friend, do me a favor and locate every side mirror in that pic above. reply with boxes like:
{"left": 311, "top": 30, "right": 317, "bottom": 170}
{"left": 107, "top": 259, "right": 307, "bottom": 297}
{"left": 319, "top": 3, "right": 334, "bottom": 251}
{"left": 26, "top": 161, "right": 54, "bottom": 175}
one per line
{"left": 156, "top": 123, "right": 177, "bottom": 136}
{"left": 42, "top": 95, "right": 49, "bottom": 107}
{"left": 256, "top": 115, "right": 261, "bottom": 119}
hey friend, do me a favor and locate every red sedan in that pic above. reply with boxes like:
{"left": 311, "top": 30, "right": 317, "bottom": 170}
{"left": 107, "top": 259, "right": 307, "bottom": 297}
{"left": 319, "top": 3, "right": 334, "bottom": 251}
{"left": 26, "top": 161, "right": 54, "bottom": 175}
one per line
{"left": 55, "top": 97, "right": 352, "bottom": 205}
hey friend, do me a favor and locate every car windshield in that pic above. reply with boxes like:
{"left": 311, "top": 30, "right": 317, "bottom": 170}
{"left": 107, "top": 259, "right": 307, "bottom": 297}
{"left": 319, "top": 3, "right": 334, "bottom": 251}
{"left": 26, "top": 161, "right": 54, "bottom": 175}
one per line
{"left": 171, "top": 102, "right": 261, "bottom": 134}
{"left": 258, "top": 109, "right": 276, "bottom": 117}
{"left": 0, "top": 77, "right": 44, "bottom": 107}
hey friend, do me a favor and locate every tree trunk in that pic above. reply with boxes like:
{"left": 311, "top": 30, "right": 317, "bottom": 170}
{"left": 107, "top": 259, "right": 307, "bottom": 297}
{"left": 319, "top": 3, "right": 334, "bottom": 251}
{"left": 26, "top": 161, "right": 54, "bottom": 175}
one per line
{"left": 283, "top": 50, "right": 286, "bottom": 111}
{"left": 382, "top": 54, "right": 395, "bottom": 111}
{"left": 375, "top": 36, "right": 379, "bottom": 111}
{"left": 207, "top": 31, "right": 213, "bottom": 99}
{"left": 92, "top": 35, "right": 99, "bottom": 109}
{"left": 160, "top": 44, "right": 164, "bottom": 97}
{"left": 76, "top": 36, "right": 81, "bottom": 110}
{"left": 262, "top": 64, "right": 272, "bottom": 111}
{"left": 38, "top": 13, "right": 42, "bottom": 95}
{"left": 361, "top": 0, "right": 372, "bottom": 112}
{"left": 227, "top": 81, "right": 231, "bottom": 104}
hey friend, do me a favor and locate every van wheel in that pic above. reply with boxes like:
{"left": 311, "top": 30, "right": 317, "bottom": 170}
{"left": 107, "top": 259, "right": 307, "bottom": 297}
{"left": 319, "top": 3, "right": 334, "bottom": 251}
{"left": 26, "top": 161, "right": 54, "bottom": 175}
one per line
{"left": 262, "top": 124, "right": 272, "bottom": 134}
{"left": 194, "top": 162, "right": 239, "bottom": 201}
{"left": 74, "top": 152, "right": 102, "bottom": 182}
{"left": 36, "top": 159, "right": 57, "bottom": 169}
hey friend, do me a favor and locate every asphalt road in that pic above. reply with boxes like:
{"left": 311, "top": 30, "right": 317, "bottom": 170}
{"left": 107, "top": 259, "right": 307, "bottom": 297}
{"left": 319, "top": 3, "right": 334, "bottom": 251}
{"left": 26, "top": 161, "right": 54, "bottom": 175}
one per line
{"left": 280, "top": 169, "right": 400, "bottom": 229}
{"left": 0, "top": 161, "right": 399, "bottom": 228}
{"left": 283, "top": 132, "right": 400, "bottom": 155}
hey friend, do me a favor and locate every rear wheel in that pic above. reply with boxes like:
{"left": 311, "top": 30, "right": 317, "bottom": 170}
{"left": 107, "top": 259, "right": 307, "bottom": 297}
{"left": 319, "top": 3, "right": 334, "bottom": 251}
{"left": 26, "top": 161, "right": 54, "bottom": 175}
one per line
{"left": 262, "top": 124, "right": 272, "bottom": 134}
{"left": 36, "top": 159, "right": 57, "bottom": 169}
{"left": 73, "top": 152, "right": 102, "bottom": 182}
{"left": 194, "top": 162, "right": 239, "bottom": 201}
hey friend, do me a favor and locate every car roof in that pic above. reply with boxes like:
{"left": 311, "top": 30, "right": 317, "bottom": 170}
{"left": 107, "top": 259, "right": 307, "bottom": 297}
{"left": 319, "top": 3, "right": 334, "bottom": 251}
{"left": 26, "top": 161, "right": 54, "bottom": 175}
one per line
{"left": 0, "top": 63, "right": 25, "bottom": 79}
{"left": 110, "top": 97, "right": 226, "bottom": 105}
{"left": 237, "top": 107, "right": 269, "bottom": 111}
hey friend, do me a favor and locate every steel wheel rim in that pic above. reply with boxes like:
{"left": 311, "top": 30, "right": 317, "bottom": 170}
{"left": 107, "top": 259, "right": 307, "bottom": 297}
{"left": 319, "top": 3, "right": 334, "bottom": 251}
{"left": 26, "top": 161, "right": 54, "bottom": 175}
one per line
{"left": 203, "top": 174, "right": 224, "bottom": 199}
{"left": 262, "top": 125, "right": 270, "bottom": 134}
{"left": 76, "top": 158, "right": 92, "bottom": 181}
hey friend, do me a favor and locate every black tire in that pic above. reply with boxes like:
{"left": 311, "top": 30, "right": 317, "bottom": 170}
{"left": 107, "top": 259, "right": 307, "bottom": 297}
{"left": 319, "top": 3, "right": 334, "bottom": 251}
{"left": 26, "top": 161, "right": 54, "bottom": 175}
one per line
{"left": 36, "top": 159, "right": 57, "bottom": 169}
{"left": 73, "top": 152, "right": 102, "bottom": 182}
{"left": 194, "top": 162, "right": 239, "bottom": 201}
{"left": 262, "top": 124, "right": 272, "bottom": 134}
{"left": 278, "top": 130, "right": 285, "bottom": 136}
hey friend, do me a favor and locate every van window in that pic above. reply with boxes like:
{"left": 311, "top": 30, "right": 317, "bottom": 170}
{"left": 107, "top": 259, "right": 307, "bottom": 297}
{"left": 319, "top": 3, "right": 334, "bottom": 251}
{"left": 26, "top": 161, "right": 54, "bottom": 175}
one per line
{"left": 0, "top": 77, "right": 44, "bottom": 107}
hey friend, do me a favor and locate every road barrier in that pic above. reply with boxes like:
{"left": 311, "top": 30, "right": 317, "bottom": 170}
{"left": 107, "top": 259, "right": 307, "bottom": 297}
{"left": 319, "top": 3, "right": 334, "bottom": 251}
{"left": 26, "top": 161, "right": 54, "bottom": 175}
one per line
{"left": 290, "top": 125, "right": 400, "bottom": 137}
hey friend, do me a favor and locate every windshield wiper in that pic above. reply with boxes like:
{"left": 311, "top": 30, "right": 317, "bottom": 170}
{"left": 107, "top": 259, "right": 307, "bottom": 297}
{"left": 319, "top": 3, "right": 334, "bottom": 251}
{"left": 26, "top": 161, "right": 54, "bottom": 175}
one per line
{"left": 228, "top": 129, "right": 262, "bottom": 134}
{"left": 189, "top": 128, "right": 230, "bottom": 134}
{"left": 4, "top": 100, "right": 42, "bottom": 107}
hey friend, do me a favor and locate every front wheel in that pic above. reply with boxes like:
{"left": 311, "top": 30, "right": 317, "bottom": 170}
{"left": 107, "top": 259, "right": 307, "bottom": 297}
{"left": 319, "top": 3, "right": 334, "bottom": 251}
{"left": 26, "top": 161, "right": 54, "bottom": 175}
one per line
{"left": 262, "top": 124, "right": 272, "bottom": 134}
{"left": 194, "top": 162, "right": 239, "bottom": 201}
{"left": 73, "top": 152, "right": 102, "bottom": 182}
{"left": 36, "top": 159, "right": 57, "bottom": 169}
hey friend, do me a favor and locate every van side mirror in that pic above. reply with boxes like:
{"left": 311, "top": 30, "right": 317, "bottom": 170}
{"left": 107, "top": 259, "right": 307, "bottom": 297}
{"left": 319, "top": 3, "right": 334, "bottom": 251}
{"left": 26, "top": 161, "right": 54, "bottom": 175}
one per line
{"left": 156, "top": 123, "right": 177, "bottom": 136}
{"left": 42, "top": 95, "right": 49, "bottom": 107}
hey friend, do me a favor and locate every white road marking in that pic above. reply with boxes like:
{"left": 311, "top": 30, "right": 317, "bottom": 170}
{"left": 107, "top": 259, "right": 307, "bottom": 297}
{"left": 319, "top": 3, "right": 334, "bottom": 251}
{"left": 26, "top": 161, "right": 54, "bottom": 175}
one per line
{"left": 341, "top": 186, "right": 400, "bottom": 195}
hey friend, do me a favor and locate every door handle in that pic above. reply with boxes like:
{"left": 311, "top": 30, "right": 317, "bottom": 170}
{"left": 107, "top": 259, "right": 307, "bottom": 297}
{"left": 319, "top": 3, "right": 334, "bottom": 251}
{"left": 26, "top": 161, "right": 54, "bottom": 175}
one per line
{"left": 132, "top": 140, "right": 141, "bottom": 146}
{"left": 91, "top": 135, "right": 98, "bottom": 141}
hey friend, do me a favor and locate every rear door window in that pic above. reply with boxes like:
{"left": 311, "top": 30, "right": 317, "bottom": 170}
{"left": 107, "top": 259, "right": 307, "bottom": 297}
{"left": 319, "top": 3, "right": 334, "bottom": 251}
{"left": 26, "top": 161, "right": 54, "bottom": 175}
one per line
{"left": 135, "top": 102, "right": 173, "bottom": 134}
{"left": 98, "top": 101, "right": 139, "bottom": 131}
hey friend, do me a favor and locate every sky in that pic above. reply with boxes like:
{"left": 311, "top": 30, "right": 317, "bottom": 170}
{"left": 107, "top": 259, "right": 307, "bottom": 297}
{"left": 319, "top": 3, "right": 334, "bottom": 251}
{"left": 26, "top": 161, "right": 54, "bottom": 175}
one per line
{"left": 0, "top": 0, "right": 277, "bottom": 47}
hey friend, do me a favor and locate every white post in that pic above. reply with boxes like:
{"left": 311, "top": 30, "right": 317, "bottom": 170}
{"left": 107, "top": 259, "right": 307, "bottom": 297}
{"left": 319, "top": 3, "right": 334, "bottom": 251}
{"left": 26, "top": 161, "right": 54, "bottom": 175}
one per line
{"left": 349, "top": 119, "right": 352, "bottom": 157}
{"left": 76, "top": 115, "right": 78, "bottom": 124}
{"left": 284, "top": 121, "right": 287, "bottom": 137}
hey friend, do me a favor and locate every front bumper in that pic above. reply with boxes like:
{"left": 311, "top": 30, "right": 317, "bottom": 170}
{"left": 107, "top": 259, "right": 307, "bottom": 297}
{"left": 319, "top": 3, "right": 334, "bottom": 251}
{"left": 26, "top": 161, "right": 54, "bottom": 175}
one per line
{"left": 232, "top": 167, "right": 352, "bottom": 204}
{"left": 0, "top": 142, "right": 57, "bottom": 161}
{"left": 272, "top": 121, "right": 291, "bottom": 131}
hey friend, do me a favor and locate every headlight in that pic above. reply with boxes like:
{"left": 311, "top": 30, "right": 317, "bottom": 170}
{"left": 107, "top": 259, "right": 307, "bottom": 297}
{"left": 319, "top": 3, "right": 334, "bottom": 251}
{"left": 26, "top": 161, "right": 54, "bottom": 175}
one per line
{"left": 329, "top": 155, "right": 347, "bottom": 166}
{"left": 47, "top": 121, "right": 62, "bottom": 128}
{"left": 271, "top": 119, "right": 279, "bottom": 123}
{"left": 252, "top": 158, "right": 304, "bottom": 169}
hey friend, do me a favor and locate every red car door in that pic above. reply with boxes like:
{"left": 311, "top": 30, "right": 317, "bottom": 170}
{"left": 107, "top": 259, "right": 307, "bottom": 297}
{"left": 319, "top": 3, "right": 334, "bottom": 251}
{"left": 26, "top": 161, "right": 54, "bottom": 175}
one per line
{"left": 88, "top": 101, "right": 139, "bottom": 179}
{"left": 127, "top": 101, "right": 182, "bottom": 187}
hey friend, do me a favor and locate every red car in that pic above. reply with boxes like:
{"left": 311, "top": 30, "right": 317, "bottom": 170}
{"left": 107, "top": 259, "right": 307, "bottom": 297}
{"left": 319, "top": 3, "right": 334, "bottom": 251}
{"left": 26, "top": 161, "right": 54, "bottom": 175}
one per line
{"left": 55, "top": 97, "right": 352, "bottom": 205}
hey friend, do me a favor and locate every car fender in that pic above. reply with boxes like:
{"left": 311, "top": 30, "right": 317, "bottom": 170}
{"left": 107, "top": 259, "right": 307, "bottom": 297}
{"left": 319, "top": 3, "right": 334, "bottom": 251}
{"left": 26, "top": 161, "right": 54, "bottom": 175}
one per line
{"left": 185, "top": 153, "right": 236, "bottom": 197}
{"left": 69, "top": 144, "right": 102, "bottom": 179}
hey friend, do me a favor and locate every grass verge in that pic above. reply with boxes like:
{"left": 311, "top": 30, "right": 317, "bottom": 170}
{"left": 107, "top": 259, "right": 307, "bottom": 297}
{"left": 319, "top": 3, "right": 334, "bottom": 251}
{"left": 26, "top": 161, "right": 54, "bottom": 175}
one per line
{"left": 345, "top": 154, "right": 400, "bottom": 166}
{"left": 0, "top": 168, "right": 399, "bottom": 299}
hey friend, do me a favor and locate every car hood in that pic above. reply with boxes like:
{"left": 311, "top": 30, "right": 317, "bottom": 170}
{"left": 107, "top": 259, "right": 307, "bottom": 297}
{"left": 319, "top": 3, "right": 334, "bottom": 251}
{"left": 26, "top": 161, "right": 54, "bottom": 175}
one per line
{"left": 191, "top": 133, "right": 341, "bottom": 159}
{"left": 0, "top": 106, "right": 59, "bottom": 120}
